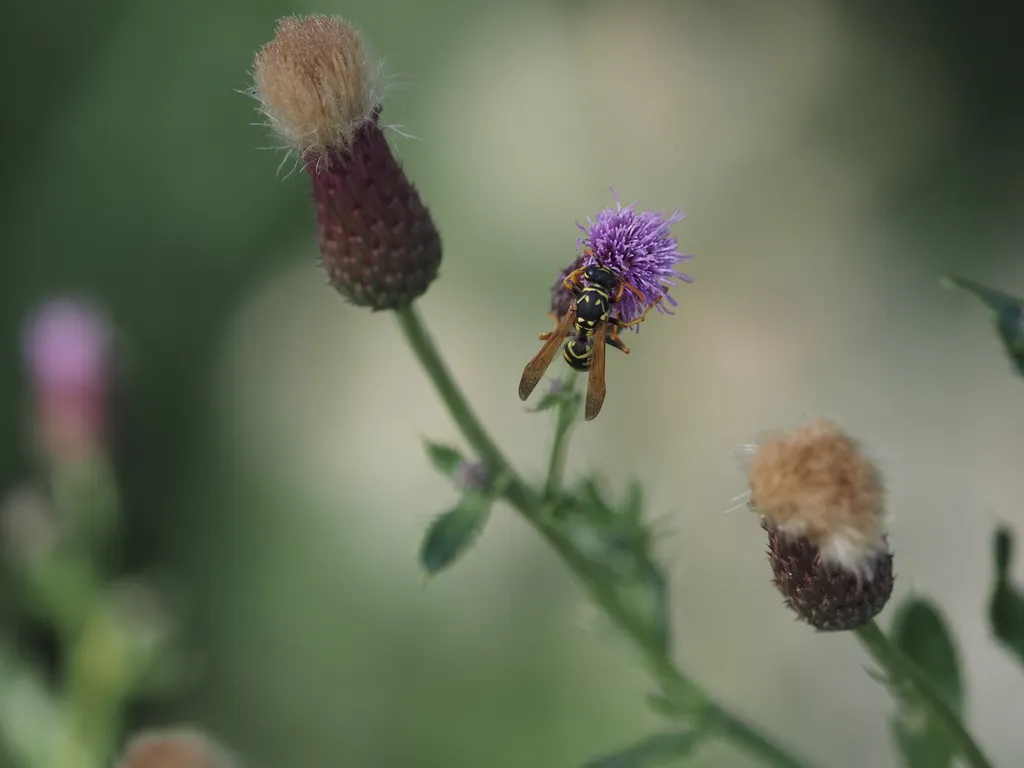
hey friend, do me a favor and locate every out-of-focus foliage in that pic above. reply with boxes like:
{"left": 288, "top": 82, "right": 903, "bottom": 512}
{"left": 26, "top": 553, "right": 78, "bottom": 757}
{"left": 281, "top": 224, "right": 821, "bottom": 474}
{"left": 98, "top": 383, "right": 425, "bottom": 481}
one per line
{"left": 989, "top": 527, "right": 1024, "bottom": 671}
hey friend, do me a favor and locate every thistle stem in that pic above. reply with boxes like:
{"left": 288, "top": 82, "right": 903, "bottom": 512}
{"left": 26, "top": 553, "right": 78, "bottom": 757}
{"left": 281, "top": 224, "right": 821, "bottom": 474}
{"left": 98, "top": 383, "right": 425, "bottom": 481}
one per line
{"left": 543, "top": 368, "right": 581, "bottom": 499}
{"left": 854, "top": 620, "right": 994, "bottom": 768}
{"left": 394, "top": 302, "right": 817, "bottom": 768}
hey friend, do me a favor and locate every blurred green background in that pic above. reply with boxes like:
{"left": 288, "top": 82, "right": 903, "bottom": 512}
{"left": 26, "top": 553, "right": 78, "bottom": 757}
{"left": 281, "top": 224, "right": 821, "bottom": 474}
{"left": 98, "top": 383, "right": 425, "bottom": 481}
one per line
{"left": 5, "top": 0, "right": 1024, "bottom": 766}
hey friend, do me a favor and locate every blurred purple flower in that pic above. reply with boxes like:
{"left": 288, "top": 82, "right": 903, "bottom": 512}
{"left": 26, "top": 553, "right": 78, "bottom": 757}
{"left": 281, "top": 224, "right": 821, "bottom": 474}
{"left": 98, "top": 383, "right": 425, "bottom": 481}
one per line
{"left": 23, "top": 299, "right": 111, "bottom": 395}
{"left": 21, "top": 299, "right": 112, "bottom": 462}
{"left": 575, "top": 188, "right": 692, "bottom": 327}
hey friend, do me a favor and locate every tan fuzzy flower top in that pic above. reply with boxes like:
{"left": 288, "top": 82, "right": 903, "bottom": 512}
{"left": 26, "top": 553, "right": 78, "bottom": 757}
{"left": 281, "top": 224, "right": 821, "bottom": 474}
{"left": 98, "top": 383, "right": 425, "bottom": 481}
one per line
{"left": 253, "top": 15, "right": 379, "bottom": 155}
{"left": 116, "top": 729, "right": 236, "bottom": 768}
{"left": 748, "top": 419, "right": 887, "bottom": 573}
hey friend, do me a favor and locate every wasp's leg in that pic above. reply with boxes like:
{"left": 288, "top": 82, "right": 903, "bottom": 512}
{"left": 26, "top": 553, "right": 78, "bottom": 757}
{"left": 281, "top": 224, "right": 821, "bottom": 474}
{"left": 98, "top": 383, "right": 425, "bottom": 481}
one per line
{"left": 563, "top": 266, "right": 588, "bottom": 296}
{"left": 618, "top": 295, "right": 664, "bottom": 328}
{"left": 605, "top": 322, "right": 631, "bottom": 354}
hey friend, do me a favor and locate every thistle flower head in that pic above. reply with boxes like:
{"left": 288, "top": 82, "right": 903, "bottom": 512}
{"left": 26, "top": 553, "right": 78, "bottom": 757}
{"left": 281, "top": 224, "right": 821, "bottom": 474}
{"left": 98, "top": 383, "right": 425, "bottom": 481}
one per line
{"left": 575, "top": 188, "right": 692, "bottom": 326}
{"left": 549, "top": 255, "right": 586, "bottom": 320}
{"left": 252, "top": 15, "right": 442, "bottom": 311}
{"left": 23, "top": 299, "right": 110, "bottom": 396}
{"left": 116, "top": 728, "right": 237, "bottom": 768}
{"left": 22, "top": 299, "right": 112, "bottom": 462}
{"left": 746, "top": 419, "right": 894, "bottom": 631}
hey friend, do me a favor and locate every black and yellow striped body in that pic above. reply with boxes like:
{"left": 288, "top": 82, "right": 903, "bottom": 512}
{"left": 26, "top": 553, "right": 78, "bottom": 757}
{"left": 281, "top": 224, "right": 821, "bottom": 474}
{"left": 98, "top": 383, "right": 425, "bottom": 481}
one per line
{"left": 562, "top": 284, "right": 611, "bottom": 371}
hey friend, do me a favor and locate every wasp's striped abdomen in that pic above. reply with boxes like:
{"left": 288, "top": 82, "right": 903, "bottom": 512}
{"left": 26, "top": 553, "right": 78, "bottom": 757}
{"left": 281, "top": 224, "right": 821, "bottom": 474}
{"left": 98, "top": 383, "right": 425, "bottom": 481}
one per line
{"left": 563, "top": 336, "right": 593, "bottom": 371}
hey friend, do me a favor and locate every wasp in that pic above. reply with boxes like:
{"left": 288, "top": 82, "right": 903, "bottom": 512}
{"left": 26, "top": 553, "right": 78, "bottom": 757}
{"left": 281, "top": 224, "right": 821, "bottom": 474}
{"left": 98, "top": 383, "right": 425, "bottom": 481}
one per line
{"left": 518, "top": 261, "right": 660, "bottom": 420}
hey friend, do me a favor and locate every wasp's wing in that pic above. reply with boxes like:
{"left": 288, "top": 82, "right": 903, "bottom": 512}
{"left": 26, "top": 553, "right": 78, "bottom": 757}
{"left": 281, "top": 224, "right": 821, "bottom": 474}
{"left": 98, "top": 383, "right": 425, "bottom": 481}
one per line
{"left": 585, "top": 322, "right": 608, "bottom": 421}
{"left": 519, "top": 305, "right": 576, "bottom": 401}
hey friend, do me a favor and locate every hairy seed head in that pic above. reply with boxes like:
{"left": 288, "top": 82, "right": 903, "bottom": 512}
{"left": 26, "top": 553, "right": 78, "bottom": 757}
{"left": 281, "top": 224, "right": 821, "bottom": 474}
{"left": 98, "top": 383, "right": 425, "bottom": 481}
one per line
{"left": 746, "top": 419, "right": 894, "bottom": 630}
{"left": 748, "top": 419, "right": 887, "bottom": 575}
{"left": 116, "top": 728, "right": 236, "bottom": 768}
{"left": 253, "top": 15, "right": 378, "bottom": 155}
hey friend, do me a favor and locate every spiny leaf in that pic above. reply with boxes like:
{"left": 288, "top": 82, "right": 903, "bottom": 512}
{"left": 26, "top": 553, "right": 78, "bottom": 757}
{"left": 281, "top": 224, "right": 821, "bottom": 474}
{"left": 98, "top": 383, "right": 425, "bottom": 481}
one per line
{"left": 422, "top": 440, "right": 464, "bottom": 478}
{"left": 944, "top": 274, "right": 1024, "bottom": 377}
{"left": 888, "top": 597, "right": 962, "bottom": 768}
{"left": 989, "top": 525, "right": 1024, "bottom": 669}
{"left": 633, "top": 560, "right": 670, "bottom": 657}
{"left": 622, "top": 479, "right": 644, "bottom": 523}
{"left": 584, "top": 731, "right": 702, "bottom": 768}
{"left": 419, "top": 495, "right": 491, "bottom": 576}
{"left": 422, "top": 440, "right": 464, "bottom": 479}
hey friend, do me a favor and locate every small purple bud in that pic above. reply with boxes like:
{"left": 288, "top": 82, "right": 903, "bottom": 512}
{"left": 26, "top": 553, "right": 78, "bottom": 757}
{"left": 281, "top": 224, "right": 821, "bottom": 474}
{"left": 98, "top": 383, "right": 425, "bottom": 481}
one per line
{"left": 455, "top": 460, "right": 489, "bottom": 493}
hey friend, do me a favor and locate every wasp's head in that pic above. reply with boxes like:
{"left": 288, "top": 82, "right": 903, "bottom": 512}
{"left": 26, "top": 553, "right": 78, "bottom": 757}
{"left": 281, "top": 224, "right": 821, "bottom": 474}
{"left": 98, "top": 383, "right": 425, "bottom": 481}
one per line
{"left": 583, "top": 264, "right": 619, "bottom": 291}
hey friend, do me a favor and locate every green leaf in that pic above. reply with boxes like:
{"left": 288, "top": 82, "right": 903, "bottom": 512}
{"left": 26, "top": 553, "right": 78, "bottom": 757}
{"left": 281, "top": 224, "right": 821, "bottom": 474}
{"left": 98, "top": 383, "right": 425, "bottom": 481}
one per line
{"left": 945, "top": 274, "right": 1024, "bottom": 377}
{"left": 888, "top": 598, "right": 962, "bottom": 768}
{"left": 994, "top": 526, "right": 1013, "bottom": 579}
{"left": 988, "top": 525, "right": 1024, "bottom": 669}
{"left": 584, "top": 731, "right": 703, "bottom": 767}
{"left": 890, "top": 599, "right": 962, "bottom": 709}
{"left": 419, "top": 495, "right": 491, "bottom": 576}
{"left": 423, "top": 440, "right": 464, "bottom": 478}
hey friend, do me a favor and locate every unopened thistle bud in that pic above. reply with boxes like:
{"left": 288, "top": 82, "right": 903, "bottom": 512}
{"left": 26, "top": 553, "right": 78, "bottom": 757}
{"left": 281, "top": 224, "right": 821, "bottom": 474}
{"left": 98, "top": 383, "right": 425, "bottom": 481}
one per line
{"left": 252, "top": 15, "right": 442, "bottom": 311}
{"left": 22, "top": 299, "right": 111, "bottom": 464}
{"left": 116, "top": 728, "right": 237, "bottom": 768}
{"left": 746, "top": 419, "right": 894, "bottom": 631}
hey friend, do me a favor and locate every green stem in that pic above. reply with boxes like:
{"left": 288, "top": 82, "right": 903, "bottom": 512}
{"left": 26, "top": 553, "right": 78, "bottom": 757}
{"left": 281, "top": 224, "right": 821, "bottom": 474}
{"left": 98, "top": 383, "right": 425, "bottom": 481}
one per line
{"left": 855, "top": 620, "right": 993, "bottom": 768}
{"left": 394, "top": 303, "right": 817, "bottom": 768}
{"left": 543, "top": 368, "right": 581, "bottom": 499}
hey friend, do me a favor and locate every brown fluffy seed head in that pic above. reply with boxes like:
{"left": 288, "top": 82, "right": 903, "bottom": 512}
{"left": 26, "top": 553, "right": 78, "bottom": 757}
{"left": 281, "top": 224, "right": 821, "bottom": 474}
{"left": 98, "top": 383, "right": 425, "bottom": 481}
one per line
{"left": 116, "top": 729, "right": 236, "bottom": 768}
{"left": 253, "top": 15, "right": 381, "bottom": 155}
{"left": 747, "top": 419, "right": 887, "bottom": 578}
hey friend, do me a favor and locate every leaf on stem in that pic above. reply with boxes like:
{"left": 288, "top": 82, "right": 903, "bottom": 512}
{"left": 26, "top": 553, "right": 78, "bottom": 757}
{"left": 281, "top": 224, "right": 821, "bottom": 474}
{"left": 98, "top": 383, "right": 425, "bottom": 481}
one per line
{"left": 988, "top": 525, "right": 1024, "bottom": 669}
{"left": 559, "top": 477, "right": 671, "bottom": 655}
{"left": 584, "top": 731, "right": 703, "bottom": 767}
{"left": 419, "top": 494, "right": 491, "bottom": 576}
{"left": 888, "top": 597, "right": 962, "bottom": 768}
{"left": 422, "top": 440, "right": 465, "bottom": 479}
{"left": 528, "top": 381, "right": 581, "bottom": 414}
{"left": 944, "top": 275, "right": 1024, "bottom": 377}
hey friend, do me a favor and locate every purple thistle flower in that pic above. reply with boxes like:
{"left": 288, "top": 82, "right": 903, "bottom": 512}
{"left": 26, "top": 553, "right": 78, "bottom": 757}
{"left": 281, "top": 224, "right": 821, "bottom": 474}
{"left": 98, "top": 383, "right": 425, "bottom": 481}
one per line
{"left": 22, "top": 299, "right": 111, "bottom": 396}
{"left": 21, "top": 298, "right": 112, "bottom": 462}
{"left": 575, "top": 188, "right": 692, "bottom": 328}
